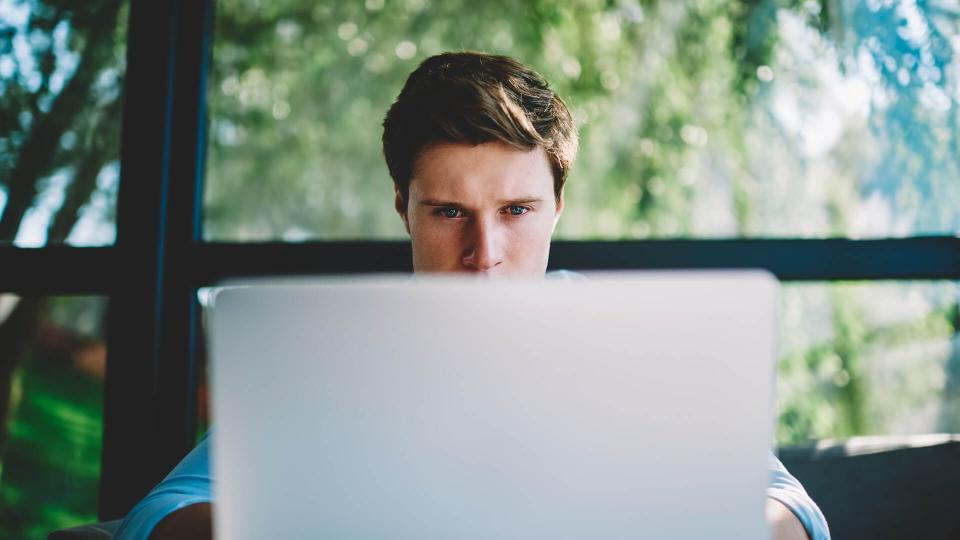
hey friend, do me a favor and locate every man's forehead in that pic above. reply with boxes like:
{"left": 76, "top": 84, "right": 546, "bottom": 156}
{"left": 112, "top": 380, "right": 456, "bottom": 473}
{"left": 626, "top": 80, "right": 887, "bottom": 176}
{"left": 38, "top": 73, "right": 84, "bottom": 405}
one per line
{"left": 410, "top": 141, "right": 553, "bottom": 201}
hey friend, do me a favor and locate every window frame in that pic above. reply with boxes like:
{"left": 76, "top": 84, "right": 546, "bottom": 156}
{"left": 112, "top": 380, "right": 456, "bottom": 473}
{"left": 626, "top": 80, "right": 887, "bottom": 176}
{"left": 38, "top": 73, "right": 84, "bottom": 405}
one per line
{"left": 0, "top": 0, "right": 958, "bottom": 520}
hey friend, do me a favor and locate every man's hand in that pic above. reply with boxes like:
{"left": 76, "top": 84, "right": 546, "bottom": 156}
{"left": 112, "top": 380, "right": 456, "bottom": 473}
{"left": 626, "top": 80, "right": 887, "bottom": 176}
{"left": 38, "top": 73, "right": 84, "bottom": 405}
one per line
{"left": 767, "top": 498, "right": 810, "bottom": 540}
{"left": 148, "top": 502, "right": 212, "bottom": 540}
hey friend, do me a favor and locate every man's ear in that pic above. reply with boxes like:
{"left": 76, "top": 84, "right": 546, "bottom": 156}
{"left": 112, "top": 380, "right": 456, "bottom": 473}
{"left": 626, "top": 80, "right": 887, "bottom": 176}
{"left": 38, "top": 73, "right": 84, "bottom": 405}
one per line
{"left": 395, "top": 187, "right": 411, "bottom": 235}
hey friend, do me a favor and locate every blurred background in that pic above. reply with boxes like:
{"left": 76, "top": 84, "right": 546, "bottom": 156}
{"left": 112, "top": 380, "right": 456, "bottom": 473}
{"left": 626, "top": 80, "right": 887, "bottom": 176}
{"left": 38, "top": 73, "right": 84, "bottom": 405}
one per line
{"left": 1, "top": 0, "right": 959, "bottom": 537}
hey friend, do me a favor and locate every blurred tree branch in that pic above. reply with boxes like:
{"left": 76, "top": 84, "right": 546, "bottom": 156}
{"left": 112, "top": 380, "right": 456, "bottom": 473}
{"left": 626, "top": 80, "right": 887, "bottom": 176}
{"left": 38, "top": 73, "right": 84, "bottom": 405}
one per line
{"left": 47, "top": 94, "right": 123, "bottom": 243}
{"left": 0, "top": 0, "right": 122, "bottom": 241}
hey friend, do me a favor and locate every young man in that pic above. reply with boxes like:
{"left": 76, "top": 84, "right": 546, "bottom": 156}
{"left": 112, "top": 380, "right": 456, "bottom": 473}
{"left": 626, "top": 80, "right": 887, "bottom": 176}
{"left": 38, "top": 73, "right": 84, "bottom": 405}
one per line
{"left": 115, "top": 52, "right": 829, "bottom": 540}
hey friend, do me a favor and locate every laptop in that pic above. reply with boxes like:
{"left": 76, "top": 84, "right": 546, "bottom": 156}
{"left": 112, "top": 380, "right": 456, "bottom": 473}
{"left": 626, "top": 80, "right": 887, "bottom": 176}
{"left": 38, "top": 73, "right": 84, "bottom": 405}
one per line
{"left": 208, "top": 271, "right": 777, "bottom": 539}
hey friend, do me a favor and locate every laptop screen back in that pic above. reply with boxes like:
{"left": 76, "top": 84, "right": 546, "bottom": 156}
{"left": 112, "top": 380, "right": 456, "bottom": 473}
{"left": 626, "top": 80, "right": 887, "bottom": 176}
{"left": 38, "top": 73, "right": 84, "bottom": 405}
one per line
{"left": 209, "top": 271, "right": 777, "bottom": 539}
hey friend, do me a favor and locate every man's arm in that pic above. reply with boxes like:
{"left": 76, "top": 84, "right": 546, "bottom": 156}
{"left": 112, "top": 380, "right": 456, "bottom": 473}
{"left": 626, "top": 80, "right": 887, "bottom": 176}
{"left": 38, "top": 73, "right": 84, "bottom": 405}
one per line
{"left": 149, "top": 503, "right": 212, "bottom": 540}
{"left": 768, "top": 498, "right": 811, "bottom": 540}
{"left": 767, "top": 454, "right": 830, "bottom": 540}
{"left": 114, "top": 430, "right": 214, "bottom": 540}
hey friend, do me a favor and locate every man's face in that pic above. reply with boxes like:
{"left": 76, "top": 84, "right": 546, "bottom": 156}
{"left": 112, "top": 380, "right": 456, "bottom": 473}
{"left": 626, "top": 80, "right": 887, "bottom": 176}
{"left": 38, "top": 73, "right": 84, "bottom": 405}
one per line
{"left": 396, "top": 141, "right": 563, "bottom": 277}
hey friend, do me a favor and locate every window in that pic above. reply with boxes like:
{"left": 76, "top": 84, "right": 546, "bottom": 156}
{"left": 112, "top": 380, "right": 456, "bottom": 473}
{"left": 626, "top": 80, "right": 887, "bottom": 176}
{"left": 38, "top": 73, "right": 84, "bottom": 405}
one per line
{"left": 204, "top": 1, "right": 960, "bottom": 241}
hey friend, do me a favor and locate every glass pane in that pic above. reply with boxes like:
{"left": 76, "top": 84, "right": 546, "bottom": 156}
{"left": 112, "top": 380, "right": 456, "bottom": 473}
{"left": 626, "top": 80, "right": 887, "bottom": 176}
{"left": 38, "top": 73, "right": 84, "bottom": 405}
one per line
{"left": 0, "top": 1, "right": 127, "bottom": 247}
{"left": 204, "top": 1, "right": 960, "bottom": 241}
{"left": 0, "top": 295, "right": 107, "bottom": 538}
{"left": 777, "top": 281, "right": 960, "bottom": 446}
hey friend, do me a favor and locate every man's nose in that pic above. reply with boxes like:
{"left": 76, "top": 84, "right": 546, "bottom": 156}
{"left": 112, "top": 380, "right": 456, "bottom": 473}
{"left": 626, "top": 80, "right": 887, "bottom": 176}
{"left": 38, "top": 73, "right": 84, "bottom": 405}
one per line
{"left": 461, "top": 217, "right": 504, "bottom": 271}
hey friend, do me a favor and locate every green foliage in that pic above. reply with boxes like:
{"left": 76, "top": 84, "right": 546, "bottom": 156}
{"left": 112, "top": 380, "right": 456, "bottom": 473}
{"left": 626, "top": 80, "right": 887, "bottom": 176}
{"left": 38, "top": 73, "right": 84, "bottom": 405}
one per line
{"left": 0, "top": 354, "right": 103, "bottom": 539}
{"left": 776, "top": 282, "right": 959, "bottom": 446}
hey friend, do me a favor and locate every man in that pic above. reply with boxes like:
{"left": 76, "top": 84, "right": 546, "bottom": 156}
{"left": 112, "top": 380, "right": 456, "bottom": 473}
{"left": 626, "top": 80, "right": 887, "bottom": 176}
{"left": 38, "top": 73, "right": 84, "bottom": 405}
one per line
{"left": 115, "top": 52, "right": 829, "bottom": 540}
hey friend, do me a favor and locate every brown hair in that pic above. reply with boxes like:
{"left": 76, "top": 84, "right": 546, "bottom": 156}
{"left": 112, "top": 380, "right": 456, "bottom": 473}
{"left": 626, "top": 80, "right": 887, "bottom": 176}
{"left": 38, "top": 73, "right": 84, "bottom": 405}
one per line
{"left": 382, "top": 51, "right": 578, "bottom": 205}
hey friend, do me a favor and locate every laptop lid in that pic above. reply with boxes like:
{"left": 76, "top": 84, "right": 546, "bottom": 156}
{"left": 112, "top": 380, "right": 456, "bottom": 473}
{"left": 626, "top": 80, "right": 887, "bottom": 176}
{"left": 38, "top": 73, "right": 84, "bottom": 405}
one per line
{"left": 209, "top": 271, "right": 777, "bottom": 539}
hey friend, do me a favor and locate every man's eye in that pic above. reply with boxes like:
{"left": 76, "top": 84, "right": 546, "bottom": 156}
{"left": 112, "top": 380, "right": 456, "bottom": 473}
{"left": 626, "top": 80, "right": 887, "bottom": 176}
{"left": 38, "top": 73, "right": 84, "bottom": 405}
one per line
{"left": 506, "top": 205, "right": 529, "bottom": 216}
{"left": 437, "top": 207, "right": 462, "bottom": 218}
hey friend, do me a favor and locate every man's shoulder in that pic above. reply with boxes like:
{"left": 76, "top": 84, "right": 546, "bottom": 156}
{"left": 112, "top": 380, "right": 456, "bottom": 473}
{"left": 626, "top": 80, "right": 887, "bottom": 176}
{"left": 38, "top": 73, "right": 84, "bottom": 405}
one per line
{"left": 545, "top": 269, "right": 586, "bottom": 280}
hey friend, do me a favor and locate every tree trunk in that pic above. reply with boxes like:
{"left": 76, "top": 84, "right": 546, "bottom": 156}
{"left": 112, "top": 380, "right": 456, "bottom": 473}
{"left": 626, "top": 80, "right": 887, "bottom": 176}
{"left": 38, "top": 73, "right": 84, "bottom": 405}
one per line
{"left": 0, "top": 297, "right": 43, "bottom": 461}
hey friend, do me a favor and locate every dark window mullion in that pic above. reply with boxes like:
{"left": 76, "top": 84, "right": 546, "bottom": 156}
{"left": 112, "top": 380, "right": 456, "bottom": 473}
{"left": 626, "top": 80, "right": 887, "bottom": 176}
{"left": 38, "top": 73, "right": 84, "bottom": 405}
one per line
{"left": 180, "top": 237, "right": 960, "bottom": 286}
{"left": 0, "top": 247, "right": 119, "bottom": 294}
{"left": 3, "top": 237, "right": 956, "bottom": 297}
{"left": 99, "top": 0, "right": 213, "bottom": 520}
{"left": 153, "top": 0, "right": 214, "bottom": 495}
{"left": 99, "top": 0, "right": 177, "bottom": 519}
{"left": 547, "top": 237, "right": 960, "bottom": 281}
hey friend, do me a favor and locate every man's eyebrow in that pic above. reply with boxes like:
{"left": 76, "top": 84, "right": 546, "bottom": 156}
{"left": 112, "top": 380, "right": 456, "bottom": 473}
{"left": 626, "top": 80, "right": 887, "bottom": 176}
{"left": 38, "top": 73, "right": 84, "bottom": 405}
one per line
{"left": 498, "top": 197, "right": 544, "bottom": 205}
{"left": 418, "top": 199, "right": 463, "bottom": 207}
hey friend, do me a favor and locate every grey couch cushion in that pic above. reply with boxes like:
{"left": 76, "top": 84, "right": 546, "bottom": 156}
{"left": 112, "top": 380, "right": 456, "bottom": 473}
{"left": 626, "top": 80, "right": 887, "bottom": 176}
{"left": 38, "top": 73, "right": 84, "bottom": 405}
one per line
{"left": 779, "top": 435, "right": 960, "bottom": 540}
{"left": 47, "top": 519, "right": 122, "bottom": 540}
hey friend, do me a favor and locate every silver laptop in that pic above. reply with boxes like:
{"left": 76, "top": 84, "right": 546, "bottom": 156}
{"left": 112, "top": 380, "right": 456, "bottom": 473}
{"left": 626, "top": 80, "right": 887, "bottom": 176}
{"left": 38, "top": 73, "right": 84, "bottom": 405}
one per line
{"left": 208, "top": 271, "right": 777, "bottom": 539}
